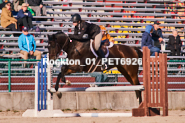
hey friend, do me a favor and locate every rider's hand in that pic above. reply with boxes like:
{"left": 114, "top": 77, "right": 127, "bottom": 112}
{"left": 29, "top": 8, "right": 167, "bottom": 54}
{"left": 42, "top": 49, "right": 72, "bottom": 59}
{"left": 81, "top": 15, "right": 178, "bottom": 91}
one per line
{"left": 29, "top": 51, "right": 33, "bottom": 55}
{"left": 159, "top": 37, "right": 163, "bottom": 42}
{"left": 40, "top": 4, "right": 43, "bottom": 8}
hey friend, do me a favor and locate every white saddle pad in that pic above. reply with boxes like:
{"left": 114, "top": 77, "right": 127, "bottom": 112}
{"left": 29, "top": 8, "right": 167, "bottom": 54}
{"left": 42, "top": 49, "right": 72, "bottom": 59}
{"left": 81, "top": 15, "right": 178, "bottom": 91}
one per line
{"left": 90, "top": 40, "right": 110, "bottom": 58}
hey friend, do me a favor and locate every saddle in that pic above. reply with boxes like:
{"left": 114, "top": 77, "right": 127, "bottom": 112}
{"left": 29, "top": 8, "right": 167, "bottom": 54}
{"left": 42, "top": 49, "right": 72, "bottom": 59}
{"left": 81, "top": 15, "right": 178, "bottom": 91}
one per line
{"left": 90, "top": 39, "right": 113, "bottom": 58}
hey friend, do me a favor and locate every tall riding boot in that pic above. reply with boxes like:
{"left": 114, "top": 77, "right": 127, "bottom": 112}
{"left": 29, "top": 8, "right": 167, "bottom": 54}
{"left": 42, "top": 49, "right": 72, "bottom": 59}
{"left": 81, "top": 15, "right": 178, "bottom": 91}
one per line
{"left": 97, "top": 48, "right": 108, "bottom": 70}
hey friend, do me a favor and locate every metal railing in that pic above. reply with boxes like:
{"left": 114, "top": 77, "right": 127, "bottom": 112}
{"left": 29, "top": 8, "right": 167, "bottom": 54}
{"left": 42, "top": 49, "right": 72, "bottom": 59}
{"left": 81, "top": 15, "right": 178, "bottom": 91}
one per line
{"left": 0, "top": 59, "right": 185, "bottom": 92}
{"left": 0, "top": 59, "right": 40, "bottom": 92}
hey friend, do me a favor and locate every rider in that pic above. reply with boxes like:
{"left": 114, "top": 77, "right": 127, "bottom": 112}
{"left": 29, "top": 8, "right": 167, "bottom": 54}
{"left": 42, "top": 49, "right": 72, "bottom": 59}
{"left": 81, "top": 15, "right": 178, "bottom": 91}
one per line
{"left": 69, "top": 13, "right": 108, "bottom": 70}
{"left": 99, "top": 25, "right": 115, "bottom": 45}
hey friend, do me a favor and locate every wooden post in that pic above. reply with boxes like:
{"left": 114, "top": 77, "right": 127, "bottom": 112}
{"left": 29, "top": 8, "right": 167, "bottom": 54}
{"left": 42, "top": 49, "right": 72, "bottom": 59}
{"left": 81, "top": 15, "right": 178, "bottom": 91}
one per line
{"left": 132, "top": 47, "right": 168, "bottom": 117}
{"left": 162, "top": 53, "right": 168, "bottom": 116}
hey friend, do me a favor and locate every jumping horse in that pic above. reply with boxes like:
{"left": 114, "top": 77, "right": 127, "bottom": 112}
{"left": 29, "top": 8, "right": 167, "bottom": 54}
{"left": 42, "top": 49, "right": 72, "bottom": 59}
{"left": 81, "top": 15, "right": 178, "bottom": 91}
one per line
{"left": 47, "top": 31, "right": 143, "bottom": 104}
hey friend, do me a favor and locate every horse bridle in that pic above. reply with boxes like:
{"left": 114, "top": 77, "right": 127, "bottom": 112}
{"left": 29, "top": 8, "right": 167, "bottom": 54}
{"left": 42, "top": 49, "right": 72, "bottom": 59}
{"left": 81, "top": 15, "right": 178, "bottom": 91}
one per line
{"left": 62, "top": 34, "right": 81, "bottom": 56}
{"left": 49, "top": 33, "right": 81, "bottom": 58}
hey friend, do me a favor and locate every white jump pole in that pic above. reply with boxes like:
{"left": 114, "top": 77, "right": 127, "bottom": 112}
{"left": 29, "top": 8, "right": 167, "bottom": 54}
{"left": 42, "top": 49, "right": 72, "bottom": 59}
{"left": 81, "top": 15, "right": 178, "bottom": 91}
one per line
{"left": 34, "top": 65, "right": 38, "bottom": 117}
{"left": 53, "top": 113, "right": 132, "bottom": 117}
{"left": 47, "top": 58, "right": 53, "bottom": 111}
{"left": 50, "top": 85, "right": 144, "bottom": 92}
{"left": 22, "top": 65, "right": 39, "bottom": 117}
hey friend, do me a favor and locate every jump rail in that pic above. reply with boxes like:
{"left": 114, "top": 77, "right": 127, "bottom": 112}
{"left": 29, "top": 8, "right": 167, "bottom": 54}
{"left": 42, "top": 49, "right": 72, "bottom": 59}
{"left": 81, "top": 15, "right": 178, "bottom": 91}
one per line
{"left": 22, "top": 47, "right": 168, "bottom": 117}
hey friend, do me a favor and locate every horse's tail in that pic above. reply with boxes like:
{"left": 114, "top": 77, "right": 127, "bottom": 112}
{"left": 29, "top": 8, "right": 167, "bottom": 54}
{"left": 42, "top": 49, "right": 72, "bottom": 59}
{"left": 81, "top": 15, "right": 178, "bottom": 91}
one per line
{"left": 133, "top": 47, "right": 143, "bottom": 58}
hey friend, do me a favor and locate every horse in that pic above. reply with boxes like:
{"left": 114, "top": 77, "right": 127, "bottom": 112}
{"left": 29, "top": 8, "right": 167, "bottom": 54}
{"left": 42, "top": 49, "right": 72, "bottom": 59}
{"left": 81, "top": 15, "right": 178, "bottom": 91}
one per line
{"left": 47, "top": 31, "right": 143, "bottom": 104}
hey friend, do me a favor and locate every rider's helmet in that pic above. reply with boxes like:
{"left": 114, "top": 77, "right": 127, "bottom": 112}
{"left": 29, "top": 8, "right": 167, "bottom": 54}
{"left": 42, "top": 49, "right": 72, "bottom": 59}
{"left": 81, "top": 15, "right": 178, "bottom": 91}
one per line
{"left": 71, "top": 13, "right": 81, "bottom": 23}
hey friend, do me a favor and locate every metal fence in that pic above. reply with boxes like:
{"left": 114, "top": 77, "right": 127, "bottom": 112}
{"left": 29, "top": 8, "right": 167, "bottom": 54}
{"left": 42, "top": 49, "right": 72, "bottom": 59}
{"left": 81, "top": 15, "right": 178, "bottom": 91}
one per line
{"left": 0, "top": 59, "right": 185, "bottom": 92}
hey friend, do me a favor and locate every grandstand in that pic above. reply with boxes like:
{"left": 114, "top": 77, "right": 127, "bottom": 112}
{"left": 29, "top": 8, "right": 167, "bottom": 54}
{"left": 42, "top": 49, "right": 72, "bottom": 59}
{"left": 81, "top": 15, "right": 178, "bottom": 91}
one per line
{"left": 0, "top": 0, "right": 185, "bottom": 92}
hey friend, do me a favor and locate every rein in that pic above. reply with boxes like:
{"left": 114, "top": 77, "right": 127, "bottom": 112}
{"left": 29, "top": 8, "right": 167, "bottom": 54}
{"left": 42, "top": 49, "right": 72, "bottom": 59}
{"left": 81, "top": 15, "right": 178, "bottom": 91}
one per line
{"left": 49, "top": 33, "right": 82, "bottom": 58}
{"left": 62, "top": 34, "right": 81, "bottom": 56}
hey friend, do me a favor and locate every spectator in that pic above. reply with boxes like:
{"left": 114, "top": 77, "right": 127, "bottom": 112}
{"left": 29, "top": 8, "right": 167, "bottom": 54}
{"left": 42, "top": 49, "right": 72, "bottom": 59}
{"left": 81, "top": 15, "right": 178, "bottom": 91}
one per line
{"left": 0, "top": 0, "right": 5, "bottom": 10}
{"left": 17, "top": 3, "right": 33, "bottom": 30}
{"left": 27, "top": 0, "right": 46, "bottom": 16}
{"left": 1, "top": 2, "right": 18, "bottom": 31}
{"left": 167, "top": 30, "right": 182, "bottom": 56}
{"left": 152, "top": 21, "right": 163, "bottom": 49}
{"left": 18, "top": 27, "right": 41, "bottom": 61}
{"left": 13, "top": 0, "right": 24, "bottom": 12}
{"left": 99, "top": 25, "right": 115, "bottom": 44}
{"left": 90, "top": 72, "right": 108, "bottom": 87}
{"left": 141, "top": 25, "right": 160, "bottom": 56}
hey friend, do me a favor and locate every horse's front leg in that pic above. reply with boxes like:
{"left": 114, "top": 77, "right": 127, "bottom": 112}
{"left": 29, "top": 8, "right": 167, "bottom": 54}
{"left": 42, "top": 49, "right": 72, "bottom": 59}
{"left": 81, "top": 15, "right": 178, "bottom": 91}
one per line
{"left": 54, "top": 65, "right": 68, "bottom": 99}
{"left": 55, "top": 64, "right": 82, "bottom": 90}
{"left": 60, "top": 65, "right": 72, "bottom": 86}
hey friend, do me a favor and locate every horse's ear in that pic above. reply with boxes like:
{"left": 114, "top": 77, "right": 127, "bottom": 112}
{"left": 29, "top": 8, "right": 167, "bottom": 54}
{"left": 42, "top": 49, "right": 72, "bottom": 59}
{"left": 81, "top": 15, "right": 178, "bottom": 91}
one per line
{"left": 52, "top": 34, "right": 55, "bottom": 40}
{"left": 48, "top": 35, "right": 51, "bottom": 41}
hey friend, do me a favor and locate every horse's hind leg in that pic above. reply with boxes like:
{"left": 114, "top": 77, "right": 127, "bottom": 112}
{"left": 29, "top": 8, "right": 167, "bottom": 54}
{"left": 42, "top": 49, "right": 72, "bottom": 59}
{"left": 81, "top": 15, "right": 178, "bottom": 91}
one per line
{"left": 127, "top": 75, "right": 142, "bottom": 104}
{"left": 117, "top": 66, "right": 142, "bottom": 104}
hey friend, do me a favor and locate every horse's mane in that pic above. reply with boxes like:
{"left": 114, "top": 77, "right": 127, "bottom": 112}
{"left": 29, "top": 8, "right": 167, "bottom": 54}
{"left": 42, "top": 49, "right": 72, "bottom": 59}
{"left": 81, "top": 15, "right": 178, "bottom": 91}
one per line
{"left": 54, "top": 31, "right": 66, "bottom": 37}
{"left": 54, "top": 31, "right": 90, "bottom": 49}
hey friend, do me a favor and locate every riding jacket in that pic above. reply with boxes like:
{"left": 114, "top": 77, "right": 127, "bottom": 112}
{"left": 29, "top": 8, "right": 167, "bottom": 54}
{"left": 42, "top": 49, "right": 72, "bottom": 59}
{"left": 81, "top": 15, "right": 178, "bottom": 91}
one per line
{"left": 168, "top": 35, "right": 182, "bottom": 50}
{"left": 152, "top": 27, "right": 163, "bottom": 47}
{"left": 69, "top": 21, "right": 100, "bottom": 41}
{"left": 141, "top": 25, "right": 154, "bottom": 49}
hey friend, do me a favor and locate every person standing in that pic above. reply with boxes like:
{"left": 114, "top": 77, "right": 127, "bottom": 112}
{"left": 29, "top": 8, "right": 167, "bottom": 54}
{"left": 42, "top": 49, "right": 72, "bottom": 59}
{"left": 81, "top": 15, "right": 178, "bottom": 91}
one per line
{"left": 168, "top": 30, "right": 182, "bottom": 56}
{"left": 27, "top": 0, "right": 46, "bottom": 16}
{"left": 152, "top": 21, "right": 163, "bottom": 49}
{"left": 141, "top": 25, "right": 160, "bottom": 56}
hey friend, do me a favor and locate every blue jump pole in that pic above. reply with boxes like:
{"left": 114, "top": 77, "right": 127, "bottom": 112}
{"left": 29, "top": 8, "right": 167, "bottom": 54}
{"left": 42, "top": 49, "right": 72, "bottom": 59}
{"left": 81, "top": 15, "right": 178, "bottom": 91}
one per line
{"left": 38, "top": 62, "right": 40, "bottom": 111}
{"left": 44, "top": 55, "right": 47, "bottom": 110}
{"left": 41, "top": 58, "right": 44, "bottom": 110}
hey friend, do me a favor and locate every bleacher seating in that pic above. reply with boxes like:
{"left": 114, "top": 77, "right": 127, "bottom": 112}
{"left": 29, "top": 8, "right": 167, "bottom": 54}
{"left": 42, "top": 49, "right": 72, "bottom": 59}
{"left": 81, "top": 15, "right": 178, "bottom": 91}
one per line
{"left": 0, "top": 0, "right": 185, "bottom": 60}
{"left": 0, "top": 0, "right": 184, "bottom": 78}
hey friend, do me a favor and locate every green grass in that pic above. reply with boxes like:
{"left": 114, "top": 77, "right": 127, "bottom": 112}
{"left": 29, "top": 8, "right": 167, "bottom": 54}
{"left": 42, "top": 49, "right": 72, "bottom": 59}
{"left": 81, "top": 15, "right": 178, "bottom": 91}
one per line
{"left": 92, "top": 108, "right": 98, "bottom": 110}
{"left": 6, "top": 109, "right": 10, "bottom": 112}
{"left": 13, "top": 110, "right": 19, "bottom": 113}
{"left": 62, "top": 108, "right": 71, "bottom": 111}
{"left": 181, "top": 108, "right": 185, "bottom": 111}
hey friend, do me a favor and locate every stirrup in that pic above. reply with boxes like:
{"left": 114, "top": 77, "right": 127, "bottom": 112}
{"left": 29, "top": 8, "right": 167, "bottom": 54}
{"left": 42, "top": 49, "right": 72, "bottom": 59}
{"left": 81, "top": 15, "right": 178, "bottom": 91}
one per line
{"left": 101, "top": 63, "right": 108, "bottom": 70}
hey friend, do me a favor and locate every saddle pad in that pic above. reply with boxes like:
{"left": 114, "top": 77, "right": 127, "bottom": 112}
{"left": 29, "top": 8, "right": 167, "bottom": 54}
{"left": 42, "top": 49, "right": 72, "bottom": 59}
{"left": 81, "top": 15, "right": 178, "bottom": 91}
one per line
{"left": 107, "top": 42, "right": 114, "bottom": 48}
{"left": 90, "top": 40, "right": 109, "bottom": 58}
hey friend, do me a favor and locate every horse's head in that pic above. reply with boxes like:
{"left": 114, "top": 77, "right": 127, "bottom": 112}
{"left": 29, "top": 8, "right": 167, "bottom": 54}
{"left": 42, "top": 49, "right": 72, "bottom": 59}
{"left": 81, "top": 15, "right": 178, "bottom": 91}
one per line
{"left": 47, "top": 31, "right": 69, "bottom": 60}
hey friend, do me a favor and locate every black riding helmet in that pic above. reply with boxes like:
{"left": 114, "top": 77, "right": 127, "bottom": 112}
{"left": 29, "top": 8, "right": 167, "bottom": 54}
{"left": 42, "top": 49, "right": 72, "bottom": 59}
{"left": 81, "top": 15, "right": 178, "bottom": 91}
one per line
{"left": 71, "top": 13, "right": 81, "bottom": 23}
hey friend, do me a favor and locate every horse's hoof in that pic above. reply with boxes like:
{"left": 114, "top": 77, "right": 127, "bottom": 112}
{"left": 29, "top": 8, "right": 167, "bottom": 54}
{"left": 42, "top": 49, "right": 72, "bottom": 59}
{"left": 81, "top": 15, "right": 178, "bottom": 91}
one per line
{"left": 55, "top": 86, "right": 58, "bottom": 92}
{"left": 56, "top": 92, "right": 62, "bottom": 99}
{"left": 89, "top": 84, "right": 98, "bottom": 87}
{"left": 66, "top": 80, "right": 71, "bottom": 86}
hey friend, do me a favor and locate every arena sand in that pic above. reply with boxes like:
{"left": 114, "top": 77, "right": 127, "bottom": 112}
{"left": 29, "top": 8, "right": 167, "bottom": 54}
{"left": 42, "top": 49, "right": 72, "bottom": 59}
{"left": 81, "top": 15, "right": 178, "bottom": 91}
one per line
{"left": 0, "top": 109, "right": 185, "bottom": 123}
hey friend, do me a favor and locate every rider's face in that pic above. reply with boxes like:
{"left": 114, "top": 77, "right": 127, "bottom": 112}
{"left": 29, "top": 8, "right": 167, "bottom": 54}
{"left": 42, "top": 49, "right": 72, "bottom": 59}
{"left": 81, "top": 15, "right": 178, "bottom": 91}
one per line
{"left": 73, "top": 22, "right": 78, "bottom": 26}
{"left": 102, "top": 31, "right": 105, "bottom": 35}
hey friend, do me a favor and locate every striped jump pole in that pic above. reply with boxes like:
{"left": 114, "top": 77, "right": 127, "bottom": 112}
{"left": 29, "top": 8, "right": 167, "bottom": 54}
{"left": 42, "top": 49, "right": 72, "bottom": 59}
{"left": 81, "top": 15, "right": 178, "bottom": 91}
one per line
{"left": 37, "top": 55, "right": 47, "bottom": 111}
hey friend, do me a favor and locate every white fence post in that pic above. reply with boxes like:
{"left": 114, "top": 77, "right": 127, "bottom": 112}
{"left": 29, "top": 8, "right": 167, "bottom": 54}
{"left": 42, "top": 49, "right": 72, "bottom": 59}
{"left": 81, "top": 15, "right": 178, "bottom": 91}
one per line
{"left": 47, "top": 53, "right": 53, "bottom": 110}
{"left": 34, "top": 66, "right": 38, "bottom": 117}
